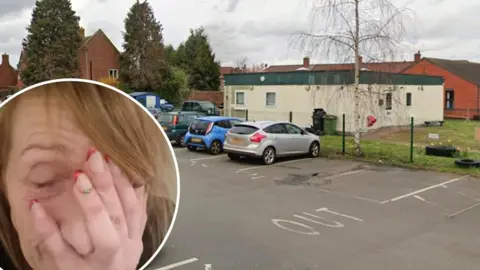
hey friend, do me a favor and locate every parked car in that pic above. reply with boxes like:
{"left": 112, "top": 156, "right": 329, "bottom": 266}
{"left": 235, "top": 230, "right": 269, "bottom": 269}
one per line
{"left": 184, "top": 116, "right": 243, "bottom": 154}
{"left": 157, "top": 111, "right": 206, "bottom": 146}
{"left": 223, "top": 121, "right": 320, "bottom": 165}
{"left": 181, "top": 100, "right": 221, "bottom": 116}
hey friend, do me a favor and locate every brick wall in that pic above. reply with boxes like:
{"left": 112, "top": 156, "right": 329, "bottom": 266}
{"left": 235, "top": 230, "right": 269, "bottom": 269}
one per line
{"left": 188, "top": 90, "right": 223, "bottom": 106}
{"left": 78, "top": 31, "right": 120, "bottom": 81}
{"left": 403, "top": 59, "right": 479, "bottom": 119}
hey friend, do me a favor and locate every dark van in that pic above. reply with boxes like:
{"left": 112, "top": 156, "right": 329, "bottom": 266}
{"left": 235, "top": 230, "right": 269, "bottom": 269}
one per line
{"left": 181, "top": 100, "right": 221, "bottom": 116}
{"left": 157, "top": 111, "right": 206, "bottom": 146}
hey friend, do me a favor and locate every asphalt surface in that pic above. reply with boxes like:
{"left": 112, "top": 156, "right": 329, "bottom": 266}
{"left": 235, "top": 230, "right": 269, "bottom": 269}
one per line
{"left": 146, "top": 147, "right": 480, "bottom": 270}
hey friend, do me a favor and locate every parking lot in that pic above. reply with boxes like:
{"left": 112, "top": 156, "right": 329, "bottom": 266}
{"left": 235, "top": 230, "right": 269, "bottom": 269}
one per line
{"left": 147, "top": 147, "right": 480, "bottom": 270}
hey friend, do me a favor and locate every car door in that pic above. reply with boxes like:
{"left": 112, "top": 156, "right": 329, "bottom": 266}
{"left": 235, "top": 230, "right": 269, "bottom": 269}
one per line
{"left": 284, "top": 123, "right": 309, "bottom": 153}
{"left": 263, "top": 123, "right": 289, "bottom": 155}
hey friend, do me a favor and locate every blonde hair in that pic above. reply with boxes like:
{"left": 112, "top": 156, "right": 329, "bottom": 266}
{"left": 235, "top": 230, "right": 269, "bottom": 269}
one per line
{"left": 0, "top": 81, "right": 177, "bottom": 269}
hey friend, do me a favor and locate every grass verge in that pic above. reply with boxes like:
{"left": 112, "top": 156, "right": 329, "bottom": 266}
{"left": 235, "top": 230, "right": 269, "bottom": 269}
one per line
{"left": 379, "top": 119, "right": 480, "bottom": 151}
{"left": 320, "top": 135, "right": 480, "bottom": 177}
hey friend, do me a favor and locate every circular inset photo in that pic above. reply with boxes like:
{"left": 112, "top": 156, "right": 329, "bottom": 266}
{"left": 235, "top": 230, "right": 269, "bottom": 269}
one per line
{"left": 0, "top": 79, "right": 179, "bottom": 270}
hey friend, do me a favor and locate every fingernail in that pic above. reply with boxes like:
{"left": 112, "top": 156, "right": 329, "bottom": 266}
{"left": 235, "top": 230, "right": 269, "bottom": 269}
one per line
{"left": 87, "top": 148, "right": 104, "bottom": 173}
{"left": 74, "top": 170, "right": 93, "bottom": 195}
{"left": 104, "top": 154, "right": 110, "bottom": 162}
{"left": 29, "top": 199, "right": 38, "bottom": 211}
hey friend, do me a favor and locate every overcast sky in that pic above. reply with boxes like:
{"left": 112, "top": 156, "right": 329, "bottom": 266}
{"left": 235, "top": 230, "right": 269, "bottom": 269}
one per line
{"left": 0, "top": 0, "right": 479, "bottom": 68}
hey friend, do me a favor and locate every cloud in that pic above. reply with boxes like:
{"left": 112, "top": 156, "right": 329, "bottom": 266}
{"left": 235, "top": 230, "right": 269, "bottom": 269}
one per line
{"left": 0, "top": 0, "right": 35, "bottom": 18}
{"left": 1, "top": 0, "right": 480, "bottom": 68}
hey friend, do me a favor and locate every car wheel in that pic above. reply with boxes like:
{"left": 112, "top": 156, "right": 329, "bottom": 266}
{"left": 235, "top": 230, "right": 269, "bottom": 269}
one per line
{"left": 262, "top": 147, "right": 276, "bottom": 165}
{"left": 178, "top": 134, "right": 186, "bottom": 147}
{"left": 228, "top": 153, "right": 240, "bottom": 160}
{"left": 209, "top": 140, "right": 223, "bottom": 155}
{"left": 187, "top": 145, "right": 197, "bottom": 151}
{"left": 309, "top": 141, "right": 320, "bottom": 157}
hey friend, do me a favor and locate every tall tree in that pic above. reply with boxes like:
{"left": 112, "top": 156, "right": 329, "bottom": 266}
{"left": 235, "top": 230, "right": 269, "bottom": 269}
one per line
{"left": 20, "top": 0, "right": 81, "bottom": 86}
{"left": 294, "top": 0, "right": 410, "bottom": 156}
{"left": 120, "top": 0, "right": 166, "bottom": 91}
{"left": 183, "top": 27, "right": 221, "bottom": 91}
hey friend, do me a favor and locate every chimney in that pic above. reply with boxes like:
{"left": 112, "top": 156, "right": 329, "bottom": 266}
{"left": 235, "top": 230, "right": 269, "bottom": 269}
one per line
{"left": 79, "top": 27, "right": 85, "bottom": 39}
{"left": 303, "top": 57, "right": 310, "bottom": 68}
{"left": 414, "top": 51, "right": 421, "bottom": 62}
{"left": 1, "top": 54, "right": 8, "bottom": 65}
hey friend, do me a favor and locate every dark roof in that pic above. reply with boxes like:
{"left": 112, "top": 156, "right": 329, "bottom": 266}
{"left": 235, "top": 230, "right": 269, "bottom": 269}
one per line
{"left": 422, "top": 58, "right": 480, "bottom": 86}
{"left": 264, "top": 61, "right": 413, "bottom": 73}
{"left": 129, "top": 91, "right": 158, "bottom": 97}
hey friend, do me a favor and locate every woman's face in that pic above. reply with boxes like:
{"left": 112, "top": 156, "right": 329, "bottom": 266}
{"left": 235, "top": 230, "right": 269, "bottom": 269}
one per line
{"left": 4, "top": 94, "right": 95, "bottom": 269}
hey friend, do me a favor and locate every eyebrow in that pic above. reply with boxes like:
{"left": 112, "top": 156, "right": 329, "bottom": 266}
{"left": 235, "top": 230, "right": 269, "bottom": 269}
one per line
{"left": 20, "top": 143, "right": 67, "bottom": 157}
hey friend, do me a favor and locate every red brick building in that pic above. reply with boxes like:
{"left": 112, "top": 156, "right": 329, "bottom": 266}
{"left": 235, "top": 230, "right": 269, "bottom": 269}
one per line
{"left": 18, "top": 27, "right": 120, "bottom": 86}
{"left": 402, "top": 53, "right": 480, "bottom": 119}
{"left": 0, "top": 53, "right": 18, "bottom": 97}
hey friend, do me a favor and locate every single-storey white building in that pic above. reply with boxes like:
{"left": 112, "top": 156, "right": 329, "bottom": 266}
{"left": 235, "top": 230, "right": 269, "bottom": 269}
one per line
{"left": 222, "top": 70, "right": 444, "bottom": 133}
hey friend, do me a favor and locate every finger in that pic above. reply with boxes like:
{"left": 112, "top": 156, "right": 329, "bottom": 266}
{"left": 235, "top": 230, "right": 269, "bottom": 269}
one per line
{"left": 73, "top": 170, "right": 121, "bottom": 255}
{"left": 107, "top": 158, "right": 143, "bottom": 238}
{"left": 85, "top": 148, "right": 128, "bottom": 237}
{"left": 30, "top": 200, "right": 80, "bottom": 266}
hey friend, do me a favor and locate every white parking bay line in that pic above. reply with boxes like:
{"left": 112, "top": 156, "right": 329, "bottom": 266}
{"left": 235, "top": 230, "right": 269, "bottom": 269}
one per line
{"left": 386, "top": 175, "right": 470, "bottom": 203}
{"left": 236, "top": 158, "right": 309, "bottom": 172}
{"left": 153, "top": 257, "right": 199, "bottom": 270}
{"left": 190, "top": 155, "right": 226, "bottom": 161}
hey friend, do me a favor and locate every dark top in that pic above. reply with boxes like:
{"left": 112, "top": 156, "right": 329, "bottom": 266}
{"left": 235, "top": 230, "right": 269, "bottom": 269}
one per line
{"left": 0, "top": 243, "right": 16, "bottom": 269}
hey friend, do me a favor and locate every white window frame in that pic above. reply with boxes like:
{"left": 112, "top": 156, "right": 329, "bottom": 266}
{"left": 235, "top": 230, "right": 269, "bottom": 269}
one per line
{"left": 235, "top": 91, "right": 245, "bottom": 106}
{"left": 265, "top": 92, "right": 276, "bottom": 107}
{"left": 109, "top": 69, "right": 119, "bottom": 79}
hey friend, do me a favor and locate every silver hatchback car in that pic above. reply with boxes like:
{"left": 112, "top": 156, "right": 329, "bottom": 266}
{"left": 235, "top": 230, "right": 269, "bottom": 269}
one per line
{"left": 223, "top": 121, "right": 320, "bottom": 165}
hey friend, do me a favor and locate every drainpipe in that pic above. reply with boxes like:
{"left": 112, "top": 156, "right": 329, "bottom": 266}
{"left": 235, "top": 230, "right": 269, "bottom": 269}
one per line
{"left": 85, "top": 48, "right": 89, "bottom": 79}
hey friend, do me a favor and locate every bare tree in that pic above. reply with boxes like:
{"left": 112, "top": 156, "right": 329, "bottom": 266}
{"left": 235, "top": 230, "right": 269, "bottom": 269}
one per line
{"left": 293, "top": 0, "right": 412, "bottom": 156}
{"left": 234, "top": 56, "right": 249, "bottom": 72}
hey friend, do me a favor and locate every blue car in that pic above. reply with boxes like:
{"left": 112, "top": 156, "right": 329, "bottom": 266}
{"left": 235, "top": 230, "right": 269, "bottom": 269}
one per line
{"left": 185, "top": 116, "right": 243, "bottom": 154}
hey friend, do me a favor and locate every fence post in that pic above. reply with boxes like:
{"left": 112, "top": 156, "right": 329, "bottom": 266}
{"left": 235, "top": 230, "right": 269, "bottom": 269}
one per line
{"left": 410, "top": 116, "right": 414, "bottom": 163}
{"left": 289, "top": 111, "right": 293, "bottom": 122}
{"left": 342, "top": 113, "right": 345, "bottom": 155}
{"left": 245, "top": 109, "right": 248, "bottom": 121}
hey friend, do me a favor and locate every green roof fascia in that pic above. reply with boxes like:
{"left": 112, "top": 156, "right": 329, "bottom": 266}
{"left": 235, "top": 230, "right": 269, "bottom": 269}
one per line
{"left": 224, "top": 70, "right": 444, "bottom": 86}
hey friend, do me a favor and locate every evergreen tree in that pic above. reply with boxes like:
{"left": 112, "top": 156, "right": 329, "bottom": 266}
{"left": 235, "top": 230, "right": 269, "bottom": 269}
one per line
{"left": 20, "top": 0, "right": 81, "bottom": 86}
{"left": 183, "top": 28, "right": 221, "bottom": 91}
{"left": 120, "top": 0, "right": 166, "bottom": 91}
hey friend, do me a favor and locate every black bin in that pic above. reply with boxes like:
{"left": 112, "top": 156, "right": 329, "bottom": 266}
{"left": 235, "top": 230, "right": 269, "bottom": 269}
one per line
{"left": 312, "top": 108, "right": 327, "bottom": 133}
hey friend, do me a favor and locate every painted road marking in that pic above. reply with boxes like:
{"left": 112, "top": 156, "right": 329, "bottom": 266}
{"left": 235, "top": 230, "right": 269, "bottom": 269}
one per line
{"left": 385, "top": 175, "right": 470, "bottom": 203}
{"left": 272, "top": 207, "right": 363, "bottom": 235}
{"left": 448, "top": 201, "right": 480, "bottom": 218}
{"left": 154, "top": 257, "right": 199, "bottom": 270}
{"left": 190, "top": 155, "right": 226, "bottom": 162}
{"left": 236, "top": 158, "right": 309, "bottom": 173}
{"left": 320, "top": 169, "right": 367, "bottom": 180}
{"left": 317, "top": 188, "right": 384, "bottom": 204}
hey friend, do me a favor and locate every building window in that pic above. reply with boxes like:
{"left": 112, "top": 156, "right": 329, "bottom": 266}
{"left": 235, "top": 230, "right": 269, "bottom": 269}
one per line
{"left": 109, "top": 69, "right": 119, "bottom": 79}
{"left": 266, "top": 92, "right": 276, "bottom": 107}
{"left": 235, "top": 91, "right": 245, "bottom": 105}
{"left": 445, "top": 89, "right": 454, "bottom": 109}
{"left": 406, "top": 93, "right": 412, "bottom": 106}
{"left": 385, "top": 92, "right": 392, "bottom": 110}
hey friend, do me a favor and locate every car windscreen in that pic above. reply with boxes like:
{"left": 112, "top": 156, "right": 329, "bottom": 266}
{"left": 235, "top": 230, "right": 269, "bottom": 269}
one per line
{"left": 190, "top": 119, "right": 211, "bottom": 131}
{"left": 229, "top": 124, "right": 259, "bottom": 135}
{"left": 199, "top": 102, "right": 215, "bottom": 110}
{"left": 157, "top": 114, "right": 175, "bottom": 122}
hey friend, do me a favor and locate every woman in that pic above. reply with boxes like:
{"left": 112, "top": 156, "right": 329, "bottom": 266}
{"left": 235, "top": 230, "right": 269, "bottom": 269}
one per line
{"left": 0, "top": 80, "right": 178, "bottom": 270}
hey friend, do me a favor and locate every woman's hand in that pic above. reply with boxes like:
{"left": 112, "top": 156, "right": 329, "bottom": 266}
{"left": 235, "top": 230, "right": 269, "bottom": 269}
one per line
{"left": 30, "top": 148, "right": 147, "bottom": 270}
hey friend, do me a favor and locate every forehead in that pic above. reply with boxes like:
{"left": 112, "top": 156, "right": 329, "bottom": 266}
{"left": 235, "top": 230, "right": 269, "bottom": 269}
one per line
{"left": 9, "top": 93, "right": 83, "bottom": 153}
